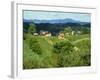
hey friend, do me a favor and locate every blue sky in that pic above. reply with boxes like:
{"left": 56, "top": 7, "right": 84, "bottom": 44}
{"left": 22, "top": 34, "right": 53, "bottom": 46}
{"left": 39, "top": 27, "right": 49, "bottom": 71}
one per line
{"left": 23, "top": 10, "right": 91, "bottom": 22}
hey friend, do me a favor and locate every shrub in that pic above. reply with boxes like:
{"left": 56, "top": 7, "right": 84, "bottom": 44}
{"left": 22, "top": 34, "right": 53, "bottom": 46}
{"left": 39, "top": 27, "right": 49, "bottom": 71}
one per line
{"left": 53, "top": 40, "right": 74, "bottom": 54}
{"left": 29, "top": 37, "right": 42, "bottom": 54}
{"left": 25, "top": 35, "right": 43, "bottom": 55}
{"left": 78, "top": 39, "right": 91, "bottom": 66}
{"left": 53, "top": 40, "right": 75, "bottom": 67}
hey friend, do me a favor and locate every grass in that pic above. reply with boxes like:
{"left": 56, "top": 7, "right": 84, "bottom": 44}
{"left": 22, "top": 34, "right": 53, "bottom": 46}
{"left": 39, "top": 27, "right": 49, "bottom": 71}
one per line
{"left": 23, "top": 34, "right": 91, "bottom": 69}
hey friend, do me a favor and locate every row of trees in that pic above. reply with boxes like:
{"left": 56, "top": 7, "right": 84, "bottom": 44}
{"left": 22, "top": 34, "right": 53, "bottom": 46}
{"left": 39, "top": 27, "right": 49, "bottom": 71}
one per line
{"left": 25, "top": 23, "right": 90, "bottom": 36}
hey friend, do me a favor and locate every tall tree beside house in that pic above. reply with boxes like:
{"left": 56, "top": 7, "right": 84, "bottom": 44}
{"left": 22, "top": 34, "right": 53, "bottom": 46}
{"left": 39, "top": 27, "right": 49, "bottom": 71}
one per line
{"left": 28, "top": 23, "right": 36, "bottom": 34}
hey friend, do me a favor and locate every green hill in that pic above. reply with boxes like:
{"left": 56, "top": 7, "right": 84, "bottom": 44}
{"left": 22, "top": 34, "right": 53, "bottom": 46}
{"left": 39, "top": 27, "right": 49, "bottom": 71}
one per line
{"left": 23, "top": 34, "right": 91, "bottom": 69}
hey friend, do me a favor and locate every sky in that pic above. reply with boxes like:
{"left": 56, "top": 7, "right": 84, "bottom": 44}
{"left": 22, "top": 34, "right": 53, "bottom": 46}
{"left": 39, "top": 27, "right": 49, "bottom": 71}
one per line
{"left": 23, "top": 10, "right": 91, "bottom": 22}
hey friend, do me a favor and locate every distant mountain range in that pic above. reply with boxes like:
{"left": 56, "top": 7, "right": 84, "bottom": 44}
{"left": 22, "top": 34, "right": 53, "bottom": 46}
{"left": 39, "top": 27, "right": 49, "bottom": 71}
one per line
{"left": 23, "top": 18, "right": 90, "bottom": 35}
{"left": 23, "top": 18, "right": 90, "bottom": 24}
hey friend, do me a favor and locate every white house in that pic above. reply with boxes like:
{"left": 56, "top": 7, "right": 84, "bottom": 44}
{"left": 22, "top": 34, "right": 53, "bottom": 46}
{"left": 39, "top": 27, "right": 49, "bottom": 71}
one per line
{"left": 45, "top": 32, "right": 51, "bottom": 37}
{"left": 40, "top": 30, "right": 51, "bottom": 37}
{"left": 33, "top": 33, "right": 38, "bottom": 36}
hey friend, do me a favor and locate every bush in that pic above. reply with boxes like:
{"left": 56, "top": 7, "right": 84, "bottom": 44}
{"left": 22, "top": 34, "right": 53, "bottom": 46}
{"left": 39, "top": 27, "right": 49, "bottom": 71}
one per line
{"left": 76, "top": 39, "right": 91, "bottom": 66}
{"left": 53, "top": 40, "right": 76, "bottom": 67}
{"left": 29, "top": 38, "right": 42, "bottom": 54}
{"left": 53, "top": 40, "right": 90, "bottom": 67}
{"left": 53, "top": 40, "right": 74, "bottom": 54}
{"left": 25, "top": 35, "right": 42, "bottom": 55}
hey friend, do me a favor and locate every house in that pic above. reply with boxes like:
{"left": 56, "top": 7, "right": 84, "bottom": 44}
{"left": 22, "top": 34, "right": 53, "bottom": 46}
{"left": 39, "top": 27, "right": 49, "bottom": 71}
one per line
{"left": 40, "top": 30, "right": 47, "bottom": 35}
{"left": 40, "top": 30, "right": 51, "bottom": 37}
{"left": 33, "top": 33, "right": 38, "bottom": 36}
{"left": 71, "top": 31, "right": 75, "bottom": 35}
{"left": 58, "top": 33, "right": 65, "bottom": 40}
{"left": 45, "top": 32, "right": 51, "bottom": 37}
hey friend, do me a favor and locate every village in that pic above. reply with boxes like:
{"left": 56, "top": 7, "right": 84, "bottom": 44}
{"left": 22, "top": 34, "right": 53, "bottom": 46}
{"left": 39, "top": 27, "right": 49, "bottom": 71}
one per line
{"left": 33, "top": 30, "right": 82, "bottom": 40}
{"left": 23, "top": 10, "right": 91, "bottom": 69}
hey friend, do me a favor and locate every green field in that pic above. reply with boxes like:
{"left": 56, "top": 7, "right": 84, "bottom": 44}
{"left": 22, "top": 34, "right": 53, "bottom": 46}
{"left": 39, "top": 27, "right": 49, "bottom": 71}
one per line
{"left": 23, "top": 34, "right": 91, "bottom": 69}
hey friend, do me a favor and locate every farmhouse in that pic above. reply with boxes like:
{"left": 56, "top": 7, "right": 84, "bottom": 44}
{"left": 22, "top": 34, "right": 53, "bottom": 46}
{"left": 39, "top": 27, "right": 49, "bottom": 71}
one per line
{"left": 40, "top": 31, "right": 51, "bottom": 37}
{"left": 33, "top": 32, "right": 38, "bottom": 36}
{"left": 45, "top": 32, "right": 51, "bottom": 37}
{"left": 58, "top": 33, "right": 65, "bottom": 40}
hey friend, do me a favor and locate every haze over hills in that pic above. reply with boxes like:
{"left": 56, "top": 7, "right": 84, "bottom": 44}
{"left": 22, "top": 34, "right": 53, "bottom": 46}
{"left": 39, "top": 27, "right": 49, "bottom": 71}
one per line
{"left": 23, "top": 18, "right": 90, "bottom": 24}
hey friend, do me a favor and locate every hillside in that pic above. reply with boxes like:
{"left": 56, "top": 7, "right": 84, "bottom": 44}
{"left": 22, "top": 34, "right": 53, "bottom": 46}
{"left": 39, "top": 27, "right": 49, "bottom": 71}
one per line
{"left": 23, "top": 34, "right": 91, "bottom": 69}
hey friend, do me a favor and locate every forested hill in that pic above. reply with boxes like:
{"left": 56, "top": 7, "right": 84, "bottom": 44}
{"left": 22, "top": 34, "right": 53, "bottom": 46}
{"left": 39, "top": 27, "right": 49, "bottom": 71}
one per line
{"left": 23, "top": 21, "right": 90, "bottom": 36}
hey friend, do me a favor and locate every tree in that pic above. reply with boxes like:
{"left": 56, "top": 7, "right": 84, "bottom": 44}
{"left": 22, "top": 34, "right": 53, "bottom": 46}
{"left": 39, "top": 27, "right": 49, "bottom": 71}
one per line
{"left": 28, "top": 23, "right": 36, "bottom": 34}
{"left": 81, "top": 27, "right": 90, "bottom": 34}
{"left": 29, "top": 37, "right": 42, "bottom": 54}
{"left": 53, "top": 41, "right": 75, "bottom": 67}
{"left": 63, "top": 27, "right": 72, "bottom": 34}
